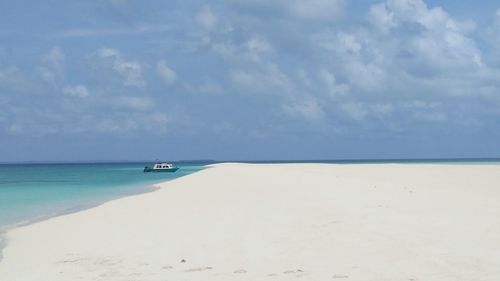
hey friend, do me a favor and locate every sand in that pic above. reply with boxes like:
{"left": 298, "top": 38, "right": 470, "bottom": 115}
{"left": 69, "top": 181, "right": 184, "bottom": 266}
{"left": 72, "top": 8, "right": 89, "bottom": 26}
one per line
{"left": 0, "top": 163, "right": 500, "bottom": 281}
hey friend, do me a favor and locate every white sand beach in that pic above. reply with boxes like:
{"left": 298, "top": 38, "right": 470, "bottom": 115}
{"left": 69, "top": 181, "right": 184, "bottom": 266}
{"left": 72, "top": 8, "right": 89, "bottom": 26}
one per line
{"left": 1, "top": 163, "right": 500, "bottom": 281}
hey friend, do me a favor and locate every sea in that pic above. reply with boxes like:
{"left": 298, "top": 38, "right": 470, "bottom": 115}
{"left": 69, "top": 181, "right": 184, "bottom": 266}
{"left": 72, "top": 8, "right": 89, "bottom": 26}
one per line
{"left": 0, "top": 162, "right": 207, "bottom": 232}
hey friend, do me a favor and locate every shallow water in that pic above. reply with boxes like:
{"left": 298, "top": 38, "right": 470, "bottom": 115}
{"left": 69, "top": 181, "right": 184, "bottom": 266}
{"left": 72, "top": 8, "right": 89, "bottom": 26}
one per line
{"left": 0, "top": 162, "right": 205, "bottom": 230}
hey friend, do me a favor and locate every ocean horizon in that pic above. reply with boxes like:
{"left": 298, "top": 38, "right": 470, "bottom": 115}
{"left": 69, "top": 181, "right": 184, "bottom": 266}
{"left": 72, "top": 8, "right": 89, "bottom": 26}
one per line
{"left": 2, "top": 157, "right": 500, "bottom": 165}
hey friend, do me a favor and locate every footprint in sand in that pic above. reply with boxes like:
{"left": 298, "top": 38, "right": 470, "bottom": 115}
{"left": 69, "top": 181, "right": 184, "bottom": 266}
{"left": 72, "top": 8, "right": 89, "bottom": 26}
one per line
{"left": 283, "top": 269, "right": 304, "bottom": 274}
{"left": 184, "top": 267, "right": 213, "bottom": 272}
{"left": 58, "top": 258, "right": 83, "bottom": 264}
{"left": 161, "top": 265, "right": 173, "bottom": 270}
{"left": 233, "top": 269, "right": 247, "bottom": 274}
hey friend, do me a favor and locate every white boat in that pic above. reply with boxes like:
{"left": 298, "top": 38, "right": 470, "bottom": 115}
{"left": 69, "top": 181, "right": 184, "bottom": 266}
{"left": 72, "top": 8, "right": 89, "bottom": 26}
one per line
{"left": 143, "top": 162, "right": 179, "bottom": 173}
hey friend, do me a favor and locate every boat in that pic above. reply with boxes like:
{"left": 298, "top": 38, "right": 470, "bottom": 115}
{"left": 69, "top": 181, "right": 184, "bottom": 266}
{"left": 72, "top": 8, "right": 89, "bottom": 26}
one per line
{"left": 143, "top": 162, "right": 179, "bottom": 173}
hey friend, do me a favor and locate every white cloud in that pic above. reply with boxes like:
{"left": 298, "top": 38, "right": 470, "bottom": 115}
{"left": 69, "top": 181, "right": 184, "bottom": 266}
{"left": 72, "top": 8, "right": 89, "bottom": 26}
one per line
{"left": 6, "top": 0, "right": 500, "bottom": 139}
{"left": 320, "top": 69, "right": 349, "bottom": 97}
{"left": 196, "top": 6, "right": 218, "bottom": 30}
{"left": 145, "top": 112, "right": 169, "bottom": 131}
{"left": 309, "top": 0, "right": 486, "bottom": 99}
{"left": 345, "top": 60, "right": 387, "bottom": 91}
{"left": 212, "top": 36, "right": 272, "bottom": 63}
{"left": 229, "top": 63, "right": 293, "bottom": 95}
{"left": 402, "top": 100, "right": 439, "bottom": 109}
{"left": 38, "top": 47, "right": 65, "bottom": 83}
{"left": 118, "top": 96, "right": 153, "bottom": 111}
{"left": 114, "top": 61, "right": 144, "bottom": 87}
{"left": 156, "top": 60, "right": 177, "bottom": 84}
{"left": 38, "top": 68, "right": 56, "bottom": 83}
{"left": 369, "top": 2, "right": 397, "bottom": 33}
{"left": 97, "top": 48, "right": 120, "bottom": 58}
{"left": 313, "top": 28, "right": 390, "bottom": 92}
{"left": 337, "top": 32, "right": 363, "bottom": 54}
{"left": 212, "top": 42, "right": 239, "bottom": 58}
{"left": 63, "top": 84, "right": 89, "bottom": 98}
{"left": 89, "top": 111, "right": 171, "bottom": 134}
{"left": 97, "top": 48, "right": 145, "bottom": 87}
{"left": 368, "top": 0, "right": 482, "bottom": 72}
{"left": 185, "top": 81, "right": 224, "bottom": 95}
{"left": 245, "top": 36, "right": 272, "bottom": 54}
{"left": 230, "top": 71, "right": 257, "bottom": 88}
{"left": 43, "top": 47, "right": 65, "bottom": 76}
{"left": 496, "top": 9, "right": 500, "bottom": 27}
{"left": 2, "top": 94, "right": 169, "bottom": 136}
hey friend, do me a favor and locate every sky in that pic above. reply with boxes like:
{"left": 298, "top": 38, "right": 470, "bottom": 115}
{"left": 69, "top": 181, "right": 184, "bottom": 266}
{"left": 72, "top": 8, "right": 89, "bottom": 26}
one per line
{"left": 1, "top": 0, "right": 500, "bottom": 162}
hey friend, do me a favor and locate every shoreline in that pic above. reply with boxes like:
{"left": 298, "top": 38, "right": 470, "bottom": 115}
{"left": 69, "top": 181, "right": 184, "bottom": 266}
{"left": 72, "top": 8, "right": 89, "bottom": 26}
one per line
{"left": 1, "top": 163, "right": 500, "bottom": 280}
{"left": 0, "top": 166, "right": 208, "bottom": 262}
{"left": 0, "top": 184, "right": 159, "bottom": 261}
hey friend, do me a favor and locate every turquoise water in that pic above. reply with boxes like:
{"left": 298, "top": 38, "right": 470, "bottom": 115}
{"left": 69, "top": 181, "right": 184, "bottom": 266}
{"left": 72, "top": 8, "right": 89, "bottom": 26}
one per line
{"left": 0, "top": 163, "right": 205, "bottom": 230}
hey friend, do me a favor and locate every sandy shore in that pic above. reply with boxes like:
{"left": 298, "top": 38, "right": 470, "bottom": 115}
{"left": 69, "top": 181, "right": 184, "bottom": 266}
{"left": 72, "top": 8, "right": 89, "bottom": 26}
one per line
{"left": 0, "top": 163, "right": 500, "bottom": 281}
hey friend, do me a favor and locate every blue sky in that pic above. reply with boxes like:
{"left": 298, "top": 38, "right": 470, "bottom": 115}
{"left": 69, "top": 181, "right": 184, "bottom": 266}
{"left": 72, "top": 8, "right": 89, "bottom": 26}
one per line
{"left": 1, "top": 0, "right": 500, "bottom": 162}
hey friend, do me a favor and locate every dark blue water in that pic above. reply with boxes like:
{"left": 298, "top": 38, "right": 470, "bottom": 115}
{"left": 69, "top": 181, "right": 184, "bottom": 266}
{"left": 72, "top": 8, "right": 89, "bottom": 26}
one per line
{"left": 0, "top": 162, "right": 205, "bottom": 230}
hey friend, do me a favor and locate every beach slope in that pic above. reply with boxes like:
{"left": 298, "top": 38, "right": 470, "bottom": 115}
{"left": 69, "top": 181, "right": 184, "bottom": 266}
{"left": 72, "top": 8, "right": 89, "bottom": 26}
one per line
{"left": 0, "top": 163, "right": 500, "bottom": 281}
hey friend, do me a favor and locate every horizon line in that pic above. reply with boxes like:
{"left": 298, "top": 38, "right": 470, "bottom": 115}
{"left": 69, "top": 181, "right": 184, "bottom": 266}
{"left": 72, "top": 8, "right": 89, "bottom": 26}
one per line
{"left": 1, "top": 157, "right": 500, "bottom": 165}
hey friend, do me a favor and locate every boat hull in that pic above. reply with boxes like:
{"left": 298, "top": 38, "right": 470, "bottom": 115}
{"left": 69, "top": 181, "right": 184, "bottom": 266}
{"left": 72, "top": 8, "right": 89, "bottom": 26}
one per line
{"left": 143, "top": 167, "right": 179, "bottom": 173}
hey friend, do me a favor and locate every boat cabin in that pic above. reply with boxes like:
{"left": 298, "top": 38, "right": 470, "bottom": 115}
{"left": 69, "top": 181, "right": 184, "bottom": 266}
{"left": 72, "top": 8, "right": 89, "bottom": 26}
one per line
{"left": 154, "top": 163, "right": 174, "bottom": 169}
{"left": 144, "top": 162, "right": 179, "bottom": 173}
